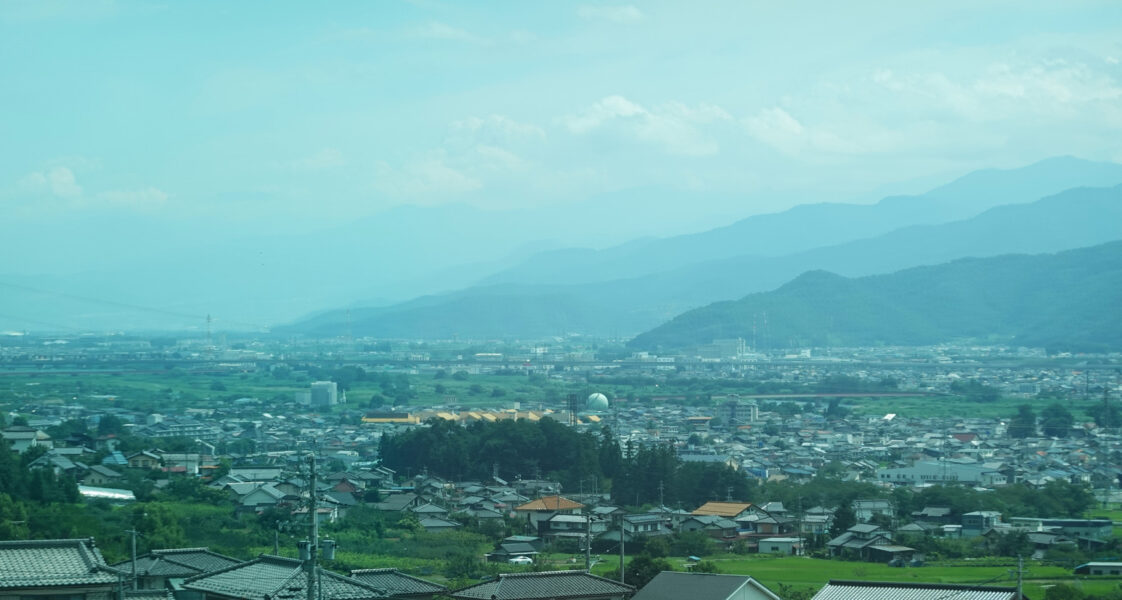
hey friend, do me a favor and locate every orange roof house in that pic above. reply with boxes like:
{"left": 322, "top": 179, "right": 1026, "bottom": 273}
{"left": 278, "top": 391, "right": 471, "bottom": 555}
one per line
{"left": 516, "top": 495, "right": 585, "bottom": 512}
{"left": 692, "top": 501, "right": 753, "bottom": 518}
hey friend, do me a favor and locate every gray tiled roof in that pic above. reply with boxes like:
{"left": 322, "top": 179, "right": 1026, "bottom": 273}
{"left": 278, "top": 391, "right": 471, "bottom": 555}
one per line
{"left": 0, "top": 538, "right": 119, "bottom": 589}
{"left": 811, "top": 580, "right": 1018, "bottom": 600}
{"left": 125, "top": 589, "right": 174, "bottom": 600}
{"left": 114, "top": 548, "right": 242, "bottom": 578}
{"left": 451, "top": 570, "right": 634, "bottom": 600}
{"left": 350, "top": 569, "right": 447, "bottom": 597}
{"left": 633, "top": 572, "right": 779, "bottom": 600}
{"left": 184, "top": 555, "right": 386, "bottom": 600}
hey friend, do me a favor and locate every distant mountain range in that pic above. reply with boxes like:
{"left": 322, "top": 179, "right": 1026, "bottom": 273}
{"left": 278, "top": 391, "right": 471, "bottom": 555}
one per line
{"left": 282, "top": 182, "right": 1122, "bottom": 340}
{"left": 478, "top": 156, "right": 1122, "bottom": 287}
{"left": 8, "top": 156, "right": 1121, "bottom": 337}
{"left": 628, "top": 241, "right": 1122, "bottom": 353}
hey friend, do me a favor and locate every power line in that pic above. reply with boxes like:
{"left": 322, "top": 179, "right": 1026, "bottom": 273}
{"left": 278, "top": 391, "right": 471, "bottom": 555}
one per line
{"left": 0, "top": 281, "right": 270, "bottom": 331}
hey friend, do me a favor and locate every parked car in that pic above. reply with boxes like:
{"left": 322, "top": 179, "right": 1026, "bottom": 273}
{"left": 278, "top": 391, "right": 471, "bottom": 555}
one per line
{"left": 508, "top": 556, "right": 533, "bottom": 565}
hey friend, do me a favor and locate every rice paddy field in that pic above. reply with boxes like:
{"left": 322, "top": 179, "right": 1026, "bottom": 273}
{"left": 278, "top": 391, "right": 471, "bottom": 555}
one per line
{"left": 590, "top": 554, "right": 1122, "bottom": 598}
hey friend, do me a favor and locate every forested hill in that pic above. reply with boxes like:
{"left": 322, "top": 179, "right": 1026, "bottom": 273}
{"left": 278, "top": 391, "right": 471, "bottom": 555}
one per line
{"left": 628, "top": 241, "right": 1122, "bottom": 353}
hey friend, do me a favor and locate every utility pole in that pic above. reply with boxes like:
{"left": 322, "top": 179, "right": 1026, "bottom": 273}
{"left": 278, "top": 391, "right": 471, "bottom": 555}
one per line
{"left": 306, "top": 454, "right": 318, "bottom": 600}
{"left": 619, "top": 519, "right": 625, "bottom": 584}
{"left": 298, "top": 452, "right": 336, "bottom": 600}
{"left": 584, "top": 499, "right": 591, "bottom": 572}
{"left": 126, "top": 528, "right": 139, "bottom": 590}
{"left": 1016, "top": 555, "right": 1023, "bottom": 600}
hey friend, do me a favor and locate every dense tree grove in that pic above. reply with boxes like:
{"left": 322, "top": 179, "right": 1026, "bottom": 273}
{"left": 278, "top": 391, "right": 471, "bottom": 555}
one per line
{"left": 379, "top": 420, "right": 749, "bottom": 505}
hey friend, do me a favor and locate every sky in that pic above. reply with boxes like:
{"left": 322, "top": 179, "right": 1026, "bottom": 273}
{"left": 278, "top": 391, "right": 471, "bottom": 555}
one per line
{"left": 2, "top": 0, "right": 1121, "bottom": 234}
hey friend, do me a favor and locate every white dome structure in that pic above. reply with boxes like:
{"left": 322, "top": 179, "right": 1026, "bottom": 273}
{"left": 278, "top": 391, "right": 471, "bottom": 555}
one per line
{"left": 586, "top": 392, "right": 609, "bottom": 411}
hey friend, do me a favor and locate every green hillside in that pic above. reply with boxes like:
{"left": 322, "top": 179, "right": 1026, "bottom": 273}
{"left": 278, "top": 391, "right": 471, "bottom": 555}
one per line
{"left": 628, "top": 242, "right": 1122, "bottom": 353}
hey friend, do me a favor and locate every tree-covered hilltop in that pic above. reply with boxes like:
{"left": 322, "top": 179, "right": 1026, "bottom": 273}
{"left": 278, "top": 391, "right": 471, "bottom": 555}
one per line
{"left": 629, "top": 241, "right": 1122, "bottom": 353}
{"left": 378, "top": 419, "right": 749, "bottom": 506}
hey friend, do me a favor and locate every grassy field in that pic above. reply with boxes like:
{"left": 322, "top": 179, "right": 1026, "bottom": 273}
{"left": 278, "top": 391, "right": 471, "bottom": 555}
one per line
{"left": 588, "top": 554, "right": 1122, "bottom": 598}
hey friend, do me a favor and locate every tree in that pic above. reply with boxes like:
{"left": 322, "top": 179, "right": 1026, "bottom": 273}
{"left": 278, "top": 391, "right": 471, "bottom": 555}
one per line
{"left": 1044, "top": 584, "right": 1085, "bottom": 600}
{"left": 830, "top": 503, "right": 856, "bottom": 537}
{"left": 623, "top": 554, "right": 672, "bottom": 589}
{"left": 671, "top": 531, "right": 713, "bottom": 557}
{"left": 644, "top": 536, "right": 670, "bottom": 558}
{"left": 1008, "top": 404, "right": 1036, "bottom": 438}
{"left": 97, "top": 415, "right": 125, "bottom": 436}
{"left": 1041, "top": 403, "right": 1074, "bottom": 438}
{"left": 691, "top": 560, "right": 720, "bottom": 574}
{"left": 1088, "top": 390, "right": 1120, "bottom": 430}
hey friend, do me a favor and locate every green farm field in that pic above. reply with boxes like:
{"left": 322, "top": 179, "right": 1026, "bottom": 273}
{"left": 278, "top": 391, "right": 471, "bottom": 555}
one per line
{"left": 591, "top": 554, "right": 1122, "bottom": 598}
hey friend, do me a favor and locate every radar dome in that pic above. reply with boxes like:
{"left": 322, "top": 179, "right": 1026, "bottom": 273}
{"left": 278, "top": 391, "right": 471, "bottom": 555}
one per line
{"left": 586, "top": 392, "right": 609, "bottom": 411}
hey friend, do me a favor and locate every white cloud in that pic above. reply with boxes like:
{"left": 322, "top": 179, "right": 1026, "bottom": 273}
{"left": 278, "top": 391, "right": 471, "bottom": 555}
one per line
{"left": 20, "top": 166, "right": 83, "bottom": 199}
{"left": 371, "top": 114, "right": 549, "bottom": 202}
{"left": 372, "top": 153, "right": 482, "bottom": 199}
{"left": 96, "top": 186, "right": 168, "bottom": 207}
{"left": 870, "top": 59, "right": 1122, "bottom": 122}
{"left": 473, "top": 144, "right": 527, "bottom": 171}
{"left": 415, "top": 22, "right": 490, "bottom": 45}
{"left": 292, "top": 148, "right": 346, "bottom": 171}
{"left": 564, "top": 95, "right": 730, "bottom": 156}
{"left": 577, "top": 5, "right": 643, "bottom": 23}
{"left": 450, "top": 115, "right": 545, "bottom": 144}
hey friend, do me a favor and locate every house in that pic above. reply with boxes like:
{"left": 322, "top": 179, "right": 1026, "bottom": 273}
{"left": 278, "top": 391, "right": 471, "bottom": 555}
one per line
{"left": 410, "top": 503, "right": 449, "bottom": 518}
{"left": 450, "top": 570, "right": 634, "bottom": 600}
{"left": 112, "top": 547, "right": 241, "bottom": 592}
{"left": 514, "top": 495, "right": 585, "bottom": 534}
{"left": 0, "top": 538, "right": 119, "bottom": 600}
{"left": 541, "top": 514, "right": 607, "bottom": 541}
{"left": 418, "top": 516, "right": 462, "bottom": 533}
{"left": 911, "top": 506, "right": 954, "bottom": 525}
{"left": 183, "top": 555, "right": 385, "bottom": 600}
{"left": 1, "top": 426, "right": 52, "bottom": 453}
{"left": 487, "top": 541, "right": 540, "bottom": 563}
{"left": 84, "top": 465, "right": 126, "bottom": 486}
{"left": 633, "top": 572, "right": 780, "bottom": 600}
{"left": 375, "top": 492, "right": 421, "bottom": 513}
{"left": 851, "top": 499, "right": 892, "bottom": 523}
{"left": 620, "top": 514, "right": 672, "bottom": 539}
{"left": 128, "top": 451, "right": 161, "bottom": 470}
{"left": 962, "top": 511, "right": 1003, "bottom": 537}
{"left": 875, "top": 461, "right": 1007, "bottom": 487}
{"left": 103, "top": 451, "right": 129, "bottom": 467}
{"left": 350, "top": 568, "right": 447, "bottom": 599}
{"left": 810, "top": 580, "right": 1024, "bottom": 599}
{"left": 1007, "top": 518, "right": 1113, "bottom": 542}
{"left": 28, "top": 453, "right": 88, "bottom": 478}
{"left": 1075, "top": 562, "right": 1122, "bottom": 576}
{"left": 826, "top": 524, "right": 893, "bottom": 560}
{"left": 238, "top": 484, "right": 287, "bottom": 510}
{"left": 757, "top": 537, "right": 800, "bottom": 555}
{"left": 680, "top": 516, "right": 738, "bottom": 540}
{"left": 691, "top": 502, "right": 753, "bottom": 520}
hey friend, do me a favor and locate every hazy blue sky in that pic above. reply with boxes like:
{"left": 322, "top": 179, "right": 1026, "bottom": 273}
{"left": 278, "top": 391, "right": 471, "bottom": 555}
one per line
{"left": 3, "top": 0, "right": 1121, "bottom": 230}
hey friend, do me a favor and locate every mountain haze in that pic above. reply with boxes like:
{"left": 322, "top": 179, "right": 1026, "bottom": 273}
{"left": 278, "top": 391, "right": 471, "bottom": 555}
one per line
{"left": 628, "top": 241, "right": 1122, "bottom": 352}
{"left": 283, "top": 184, "right": 1122, "bottom": 340}
{"left": 478, "top": 157, "right": 1122, "bottom": 287}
